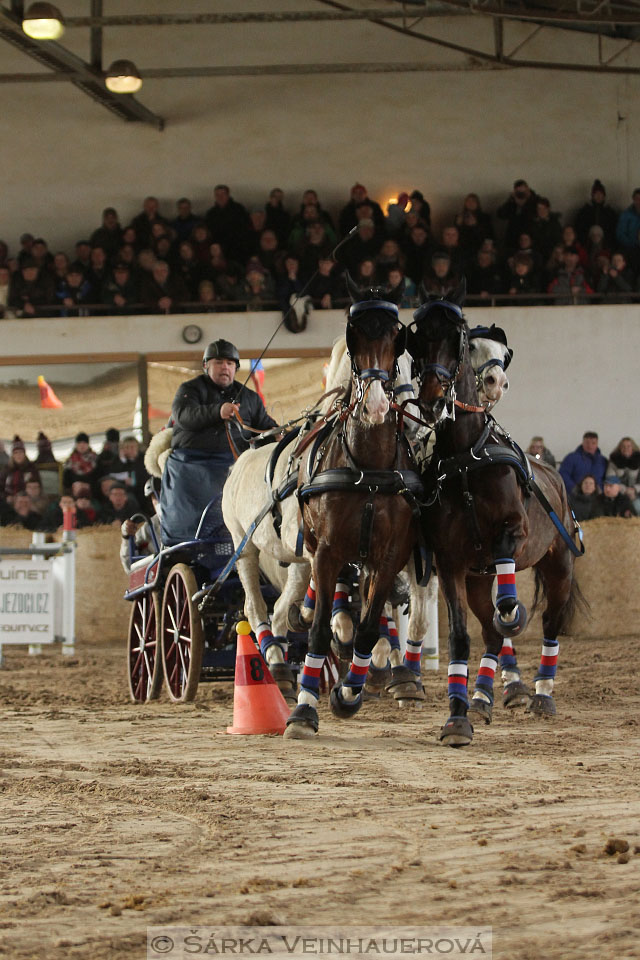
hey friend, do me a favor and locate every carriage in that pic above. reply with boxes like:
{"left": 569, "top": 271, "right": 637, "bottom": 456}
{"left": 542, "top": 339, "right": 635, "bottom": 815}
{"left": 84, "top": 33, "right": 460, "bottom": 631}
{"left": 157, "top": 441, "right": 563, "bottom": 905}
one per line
{"left": 124, "top": 496, "right": 283, "bottom": 703}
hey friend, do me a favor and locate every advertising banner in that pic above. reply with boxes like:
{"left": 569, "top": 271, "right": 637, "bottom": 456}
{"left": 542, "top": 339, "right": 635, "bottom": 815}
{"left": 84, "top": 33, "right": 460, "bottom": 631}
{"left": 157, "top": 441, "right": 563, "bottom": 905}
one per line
{"left": 0, "top": 559, "right": 55, "bottom": 644}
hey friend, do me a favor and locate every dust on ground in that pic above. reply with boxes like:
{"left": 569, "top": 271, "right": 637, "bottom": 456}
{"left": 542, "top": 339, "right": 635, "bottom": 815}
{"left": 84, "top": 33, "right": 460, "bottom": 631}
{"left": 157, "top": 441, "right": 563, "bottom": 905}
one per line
{"left": 0, "top": 631, "right": 639, "bottom": 960}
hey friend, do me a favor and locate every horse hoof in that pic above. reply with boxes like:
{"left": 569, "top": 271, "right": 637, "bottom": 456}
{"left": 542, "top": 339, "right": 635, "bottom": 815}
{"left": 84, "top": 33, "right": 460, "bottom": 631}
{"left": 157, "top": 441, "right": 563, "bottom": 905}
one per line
{"left": 362, "top": 686, "right": 381, "bottom": 701}
{"left": 397, "top": 696, "right": 425, "bottom": 710}
{"left": 329, "top": 683, "right": 363, "bottom": 719}
{"left": 503, "top": 680, "right": 531, "bottom": 709}
{"left": 331, "top": 637, "right": 354, "bottom": 662}
{"left": 438, "top": 715, "right": 474, "bottom": 747}
{"left": 269, "top": 663, "right": 298, "bottom": 704}
{"left": 493, "top": 601, "right": 527, "bottom": 638}
{"left": 386, "top": 666, "right": 424, "bottom": 702}
{"left": 284, "top": 703, "right": 318, "bottom": 738}
{"left": 365, "top": 662, "right": 392, "bottom": 692}
{"left": 526, "top": 694, "right": 556, "bottom": 717}
{"left": 468, "top": 697, "right": 493, "bottom": 725}
{"left": 287, "top": 603, "right": 309, "bottom": 634}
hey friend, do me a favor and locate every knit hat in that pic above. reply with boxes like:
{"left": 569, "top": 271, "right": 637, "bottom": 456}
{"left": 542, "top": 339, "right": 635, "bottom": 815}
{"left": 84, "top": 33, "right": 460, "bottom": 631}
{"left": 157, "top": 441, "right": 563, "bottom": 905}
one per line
{"left": 37, "top": 431, "right": 51, "bottom": 449}
{"left": 604, "top": 475, "right": 621, "bottom": 485}
{"left": 12, "top": 435, "right": 25, "bottom": 453}
{"left": 75, "top": 431, "right": 90, "bottom": 444}
{"left": 105, "top": 427, "right": 120, "bottom": 443}
{"left": 591, "top": 179, "right": 606, "bottom": 196}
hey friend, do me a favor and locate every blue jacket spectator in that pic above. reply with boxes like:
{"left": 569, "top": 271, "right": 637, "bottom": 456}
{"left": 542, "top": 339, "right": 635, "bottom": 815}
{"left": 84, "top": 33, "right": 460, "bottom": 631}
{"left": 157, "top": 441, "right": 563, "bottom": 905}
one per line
{"left": 615, "top": 189, "right": 640, "bottom": 251}
{"left": 559, "top": 431, "right": 608, "bottom": 492}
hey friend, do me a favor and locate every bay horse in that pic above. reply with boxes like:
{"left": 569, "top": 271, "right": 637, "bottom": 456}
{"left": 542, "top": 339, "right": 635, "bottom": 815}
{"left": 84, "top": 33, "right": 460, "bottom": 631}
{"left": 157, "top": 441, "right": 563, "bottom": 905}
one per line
{"left": 285, "top": 281, "right": 428, "bottom": 737}
{"left": 407, "top": 282, "right": 585, "bottom": 747}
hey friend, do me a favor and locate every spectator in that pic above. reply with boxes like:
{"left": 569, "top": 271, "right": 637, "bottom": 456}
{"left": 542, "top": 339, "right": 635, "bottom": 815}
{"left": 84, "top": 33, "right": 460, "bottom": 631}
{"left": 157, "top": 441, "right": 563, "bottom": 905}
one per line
{"left": 386, "top": 265, "right": 416, "bottom": 307}
{"left": 153, "top": 233, "right": 173, "bottom": 264}
{"left": 289, "top": 202, "right": 336, "bottom": 252}
{"left": 438, "top": 224, "right": 466, "bottom": 274}
{"left": 616, "top": 188, "right": 640, "bottom": 266}
{"left": 55, "top": 265, "right": 93, "bottom": 315}
{"left": 52, "top": 251, "right": 70, "bottom": 284}
{"left": 243, "top": 260, "right": 276, "bottom": 309}
{"left": 298, "top": 221, "right": 335, "bottom": 281}
{"left": 62, "top": 432, "right": 97, "bottom": 491}
{"left": 526, "top": 436, "right": 556, "bottom": 469}
{"left": 264, "top": 187, "right": 291, "bottom": 247}
{"left": 2, "top": 436, "right": 37, "bottom": 503}
{"left": 0, "top": 265, "right": 13, "bottom": 318}
{"left": 102, "top": 262, "right": 137, "bottom": 313}
{"left": 171, "top": 241, "right": 200, "bottom": 298}
{"left": 561, "top": 224, "right": 588, "bottom": 269}
{"left": 33, "top": 432, "right": 59, "bottom": 495}
{"left": 575, "top": 180, "right": 618, "bottom": 250}
{"left": 596, "top": 251, "right": 634, "bottom": 303}
{"left": 16, "top": 232, "right": 35, "bottom": 268}
{"left": 598, "top": 475, "right": 634, "bottom": 517}
{"left": 215, "top": 262, "right": 246, "bottom": 309}
{"left": 102, "top": 481, "right": 140, "bottom": 524}
{"left": 542, "top": 242, "right": 566, "bottom": 288}
{"left": 454, "top": 193, "right": 494, "bottom": 255}
{"left": 385, "top": 191, "right": 410, "bottom": 237}
{"left": 205, "top": 184, "right": 250, "bottom": 263}
{"left": 73, "top": 483, "right": 105, "bottom": 525}
{"left": 569, "top": 475, "right": 602, "bottom": 522}
{"left": 120, "top": 477, "right": 162, "bottom": 574}
{"left": 403, "top": 222, "right": 432, "bottom": 285}
{"left": 338, "top": 183, "right": 385, "bottom": 238}
{"left": 608, "top": 436, "right": 640, "bottom": 514}
{"left": 531, "top": 197, "right": 563, "bottom": 261}
{"left": 466, "top": 247, "right": 503, "bottom": 301}
{"left": 86, "top": 246, "right": 110, "bottom": 300}
{"left": 504, "top": 253, "right": 542, "bottom": 305}
{"left": 247, "top": 208, "right": 268, "bottom": 254}
{"left": 408, "top": 189, "right": 431, "bottom": 230}
{"left": 353, "top": 258, "right": 378, "bottom": 288}
{"left": 95, "top": 427, "right": 121, "bottom": 479}
{"left": 277, "top": 254, "right": 304, "bottom": 313}
{"left": 31, "top": 237, "right": 54, "bottom": 273}
{"left": 197, "top": 279, "right": 217, "bottom": 310}
{"left": 341, "top": 219, "right": 383, "bottom": 275}
{"left": 90, "top": 207, "right": 123, "bottom": 261}
{"left": 547, "top": 245, "right": 594, "bottom": 304}
{"left": 584, "top": 225, "right": 611, "bottom": 287}
{"left": 95, "top": 474, "right": 116, "bottom": 512}
{"left": 0, "top": 239, "right": 8, "bottom": 268}
{"left": 496, "top": 179, "right": 540, "bottom": 252}
{"left": 113, "top": 435, "right": 148, "bottom": 498}
{"left": 254, "top": 229, "right": 285, "bottom": 282}
{"left": 190, "top": 222, "right": 213, "bottom": 264}
{"left": 171, "top": 197, "right": 200, "bottom": 244}
{"left": 375, "top": 238, "right": 405, "bottom": 281}
{"left": 0, "top": 439, "right": 9, "bottom": 469}
{"left": 72, "top": 240, "right": 92, "bottom": 273}
{"left": 140, "top": 260, "right": 189, "bottom": 314}
{"left": 9, "top": 491, "right": 44, "bottom": 531}
{"left": 559, "top": 430, "right": 607, "bottom": 491}
{"left": 423, "top": 250, "right": 460, "bottom": 297}
{"left": 24, "top": 474, "right": 49, "bottom": 514}
{"left": 507, "top": 231, "right": 543, "bottom": 277}
{"left": 130, "top": 196, "right": 169, "bottom": 248}
{"left": 8, "top": 258, "right": 54, "bottom": 317}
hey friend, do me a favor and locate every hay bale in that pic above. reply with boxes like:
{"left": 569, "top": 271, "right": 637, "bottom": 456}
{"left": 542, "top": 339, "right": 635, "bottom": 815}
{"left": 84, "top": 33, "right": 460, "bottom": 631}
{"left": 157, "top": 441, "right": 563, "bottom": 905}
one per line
{"left": 74, "top": 525, "right": 130, "bottom": 644}
{"left": 436, "top": 517, "right": 640, "bottom": 642}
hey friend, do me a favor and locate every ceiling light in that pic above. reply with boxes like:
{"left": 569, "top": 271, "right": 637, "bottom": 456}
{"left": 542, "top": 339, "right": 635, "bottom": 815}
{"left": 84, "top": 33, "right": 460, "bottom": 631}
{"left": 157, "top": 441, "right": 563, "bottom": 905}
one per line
{"left": 105, "top": 60, "right": 142, "bottom": 94}
{"left": 22, "top": 2, "right": 65, "bottom": 40}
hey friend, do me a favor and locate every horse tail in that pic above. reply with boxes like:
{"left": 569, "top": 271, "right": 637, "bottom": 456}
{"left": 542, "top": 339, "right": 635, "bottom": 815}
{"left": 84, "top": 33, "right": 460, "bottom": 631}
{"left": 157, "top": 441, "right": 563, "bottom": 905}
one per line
{"left": 530, "top": 567, "right": 591, "bottom": 633}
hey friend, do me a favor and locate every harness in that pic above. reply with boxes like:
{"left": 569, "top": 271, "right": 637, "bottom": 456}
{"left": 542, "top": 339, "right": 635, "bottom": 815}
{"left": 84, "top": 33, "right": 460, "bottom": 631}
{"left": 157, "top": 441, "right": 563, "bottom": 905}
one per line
{"left": 427, "top": 417, "right": 584, "bottom": 561}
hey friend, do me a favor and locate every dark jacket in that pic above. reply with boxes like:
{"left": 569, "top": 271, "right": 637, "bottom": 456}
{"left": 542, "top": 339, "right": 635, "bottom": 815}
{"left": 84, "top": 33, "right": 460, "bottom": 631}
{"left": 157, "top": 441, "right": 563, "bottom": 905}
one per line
{"left": 171, "top": 374, "right": 277, "bottom": 455}
{"left": 559, "top": 445, "right": 608, "bottom": 491}
{"left": 569, "top": 488, "right": 603, "bottom": 522}
{"left": 598, "top": 491, "right": 634, "bottom": 518}
{"left": 574, "top": 201, "right": 618, "bottom": 249}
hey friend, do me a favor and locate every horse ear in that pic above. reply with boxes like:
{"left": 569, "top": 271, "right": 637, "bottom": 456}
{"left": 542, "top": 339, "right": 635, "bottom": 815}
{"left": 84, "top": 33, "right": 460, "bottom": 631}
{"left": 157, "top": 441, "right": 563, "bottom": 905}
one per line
{"left": 344, "top": 271, "right": 362, "bottom": 303}
{"left": 386, "top": 278, "right": 405, "bottom": 305}
{"left": 448, "top": 276, "right": 467, "bottom": 307}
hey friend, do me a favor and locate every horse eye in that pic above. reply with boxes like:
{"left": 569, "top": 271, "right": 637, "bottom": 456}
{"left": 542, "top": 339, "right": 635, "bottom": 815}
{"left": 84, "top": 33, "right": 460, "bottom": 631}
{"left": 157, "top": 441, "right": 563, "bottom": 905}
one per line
{"left": 469, "top": 342, "right": 477, "bottom": 352}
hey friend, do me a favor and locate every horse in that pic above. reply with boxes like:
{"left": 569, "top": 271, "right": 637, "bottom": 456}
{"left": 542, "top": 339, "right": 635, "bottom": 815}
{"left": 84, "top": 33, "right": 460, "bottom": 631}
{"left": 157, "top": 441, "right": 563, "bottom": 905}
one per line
{"left": 407, "top": 281, "right": 585, "bottom": 747}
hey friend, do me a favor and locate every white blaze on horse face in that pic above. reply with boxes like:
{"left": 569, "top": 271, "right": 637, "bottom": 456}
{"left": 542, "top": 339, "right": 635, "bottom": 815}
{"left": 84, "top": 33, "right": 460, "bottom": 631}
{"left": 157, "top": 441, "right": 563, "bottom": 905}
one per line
{"left": 364, "top": 378, "right": 389, "bottom": 423}
{"left": 469, "top": 338, "right": 510, "bottom": 408}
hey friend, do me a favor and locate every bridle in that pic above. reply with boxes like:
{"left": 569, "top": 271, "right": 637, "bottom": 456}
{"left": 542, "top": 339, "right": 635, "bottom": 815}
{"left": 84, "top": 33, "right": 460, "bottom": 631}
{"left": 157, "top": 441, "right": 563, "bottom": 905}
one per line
{"left": 346, "top": 299, "right": 406, "bottom": 407}
{"left": 409, "top": 299, "right": 485, "bottom": 419}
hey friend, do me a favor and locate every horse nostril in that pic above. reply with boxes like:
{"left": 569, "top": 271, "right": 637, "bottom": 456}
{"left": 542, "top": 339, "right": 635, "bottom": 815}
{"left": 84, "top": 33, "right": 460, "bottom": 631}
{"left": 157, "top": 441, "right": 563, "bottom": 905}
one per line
{"left": 504, "top": 382, "right": 509, "bottom": 391}
{"left": 486, "top": 376, "right": 496, "bottom": 386}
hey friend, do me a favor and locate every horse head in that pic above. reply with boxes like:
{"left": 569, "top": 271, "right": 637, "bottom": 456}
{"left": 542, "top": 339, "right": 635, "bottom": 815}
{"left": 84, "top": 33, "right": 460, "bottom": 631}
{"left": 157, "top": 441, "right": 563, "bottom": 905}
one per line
{"left": 345, "top": 274, "right": 406, "bottom": 425}
{"left": 468, "top": 324, "right": 513, "bottom": 409}
{"left": 407, "top": 278, "right": 475, "bottom": 425}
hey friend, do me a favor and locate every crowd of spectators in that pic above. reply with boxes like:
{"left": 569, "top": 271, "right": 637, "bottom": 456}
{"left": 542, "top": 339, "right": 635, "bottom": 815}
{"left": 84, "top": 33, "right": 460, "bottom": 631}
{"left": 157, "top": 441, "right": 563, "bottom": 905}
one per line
{"left": 2, "top": 178, "right": 640, "bottom": 319}
{"left": 535, "top": 430, "right": 640, "bottom": 520}
{"left": 0, "top": 428, "right": 151, "bottom": 532}
{"left": 1, "top": 423, "right": 637, "bottom": 534}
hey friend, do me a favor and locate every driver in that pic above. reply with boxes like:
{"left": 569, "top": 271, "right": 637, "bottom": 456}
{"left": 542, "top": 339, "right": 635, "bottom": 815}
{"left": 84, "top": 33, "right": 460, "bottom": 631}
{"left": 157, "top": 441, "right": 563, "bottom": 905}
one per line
{"left": 161, "top": 339, "right": 278, "bottom": 546}
{"left": 171, "top": 339, "right": 277, "bottom": 454}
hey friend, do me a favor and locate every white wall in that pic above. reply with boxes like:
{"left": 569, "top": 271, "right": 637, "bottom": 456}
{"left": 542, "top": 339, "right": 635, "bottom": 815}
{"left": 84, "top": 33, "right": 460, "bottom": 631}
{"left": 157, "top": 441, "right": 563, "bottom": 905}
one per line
{"left": 0, "top": 303, "right": 636, "bottom": 462}
{"left": 1, "top": 3, "right": 640, "bottom": 252}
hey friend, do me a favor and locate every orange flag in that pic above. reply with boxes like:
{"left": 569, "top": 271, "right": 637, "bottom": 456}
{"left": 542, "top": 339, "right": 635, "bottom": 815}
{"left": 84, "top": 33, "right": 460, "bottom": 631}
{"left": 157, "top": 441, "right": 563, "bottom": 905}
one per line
{"left": 37, "top": 375, "right": 63, "bottom": 409}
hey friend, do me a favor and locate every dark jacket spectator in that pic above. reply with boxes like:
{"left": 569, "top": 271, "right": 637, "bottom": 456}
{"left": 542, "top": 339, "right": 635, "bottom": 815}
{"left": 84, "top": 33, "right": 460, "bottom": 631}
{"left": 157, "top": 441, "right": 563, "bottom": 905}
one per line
{"left": 264, "top": 188, "right": 291, "bottom": 247}
{"left": 8, "top": 260, "right": 55, "bottom": 316}
{"left": 496, "top": 179, "right": 540, "bottom": 252}
{"left": 140, "top": 261, "right": 189, "bottom": 313}
{"left": 569, "top": 475, "right": 602, "bottom": 522}
{"left": 598, "top": 476, "right": 634, "bottom": 517}
{"left": 574, "top": 180, "right": 618, "bottom": 249}
{"left": 2, "top": 437, "right": 38, "bottom": 502}
{"left": 102, "top": 264, "right": 138, "bottom": 312}
{"left": 62, "top": 432, "right": 98, "bottom": 492}
{"left": 205, "top": 185, "right": 251, "bottom": 263}
{"left": 338, "top": 183, "right": 385, "bottom": 238}
{"left": 90, "top": 207, "right": 123, "bottom": 260}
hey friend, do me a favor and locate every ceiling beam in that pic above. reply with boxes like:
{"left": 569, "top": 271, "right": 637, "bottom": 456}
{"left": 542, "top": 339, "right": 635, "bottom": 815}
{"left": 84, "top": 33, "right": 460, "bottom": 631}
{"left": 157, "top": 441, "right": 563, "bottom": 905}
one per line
{"left": 0, "top": 7, "right": 164, "bottom": 128}
{"left": 53, "top": 8, "right": 469, "bottom": 28}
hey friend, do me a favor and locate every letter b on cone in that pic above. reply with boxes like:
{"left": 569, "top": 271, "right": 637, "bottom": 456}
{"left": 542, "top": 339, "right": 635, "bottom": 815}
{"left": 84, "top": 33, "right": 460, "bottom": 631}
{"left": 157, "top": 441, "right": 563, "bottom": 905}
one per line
{"left": 226, "top": 622, "right": 291, "bottom": 735}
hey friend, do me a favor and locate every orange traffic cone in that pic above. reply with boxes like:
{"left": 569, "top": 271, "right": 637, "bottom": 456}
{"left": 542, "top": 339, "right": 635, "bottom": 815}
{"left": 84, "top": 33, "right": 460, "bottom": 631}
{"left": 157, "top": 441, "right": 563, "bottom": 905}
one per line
{"left": 37, "top": 375, "right": 63, "bottom": 409}
{"left": 226, "top": 622, "right": 291, "bottom": 735}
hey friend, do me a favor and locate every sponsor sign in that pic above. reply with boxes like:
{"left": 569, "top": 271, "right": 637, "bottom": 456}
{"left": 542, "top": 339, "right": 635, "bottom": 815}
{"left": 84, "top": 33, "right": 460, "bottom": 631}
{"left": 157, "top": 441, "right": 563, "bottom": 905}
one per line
{"left": 0, "top": 560, "right": 55, "bottom": 643}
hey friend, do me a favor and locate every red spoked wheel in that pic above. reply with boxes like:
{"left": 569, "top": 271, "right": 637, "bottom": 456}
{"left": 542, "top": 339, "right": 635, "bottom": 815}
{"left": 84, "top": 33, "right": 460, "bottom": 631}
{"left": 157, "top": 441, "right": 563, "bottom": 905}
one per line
{"left": 127, "top": 591, "right": 162, "bottom": 703}
{"left": 160, "top": 564, "right": 204, "bottom": 702}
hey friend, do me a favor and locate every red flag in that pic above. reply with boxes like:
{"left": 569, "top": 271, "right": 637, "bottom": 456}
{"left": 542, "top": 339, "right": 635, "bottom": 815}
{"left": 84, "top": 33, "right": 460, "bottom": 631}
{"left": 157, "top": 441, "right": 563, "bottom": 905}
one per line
{"left": 37, "top": 375, "right": 63, "bottom": 409}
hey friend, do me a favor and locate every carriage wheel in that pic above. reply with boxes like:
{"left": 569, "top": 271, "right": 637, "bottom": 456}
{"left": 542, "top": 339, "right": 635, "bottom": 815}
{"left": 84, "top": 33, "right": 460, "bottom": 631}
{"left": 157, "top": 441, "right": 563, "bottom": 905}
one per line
{"left": 127, "top": 592, "right": 162, "bottom": 703}
{"left": 161, "top": 564, "right": 205, "bottom": 702}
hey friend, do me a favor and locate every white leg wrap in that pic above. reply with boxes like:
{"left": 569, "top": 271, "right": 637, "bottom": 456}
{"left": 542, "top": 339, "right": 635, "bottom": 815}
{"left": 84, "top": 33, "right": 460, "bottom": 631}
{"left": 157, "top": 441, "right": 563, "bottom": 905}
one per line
{"left": 298, "top": 689, "right": 318, "bottom": 706}
{"left": 371, "top": 637, "right": 391, "bottom": 669}
{"left": 502, "top": 668, "right": 520, "bottom": 685}
{"left": 535, "top": 678, "right": 554, "bottom": 696}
